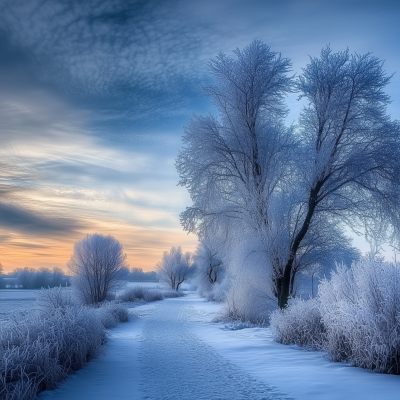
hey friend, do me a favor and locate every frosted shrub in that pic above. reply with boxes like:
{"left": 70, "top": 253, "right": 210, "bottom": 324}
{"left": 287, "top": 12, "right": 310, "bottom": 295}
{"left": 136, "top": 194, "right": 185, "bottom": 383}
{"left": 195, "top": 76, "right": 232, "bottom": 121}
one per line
{"left": 0, "top": 288, "right": 129, "bottom": 399}
{"left": 97, "top": 302, "right": 129, "bottom": 329}
{"left": 0, "top": 306, "right": 105, "bottom": 399}
{"left": 144, "top": 290, "right": 164, "bottom": 302}
{"left": 270, "top": 297, "right": 324, "bottom": 348}
{"left": 118, "top": 286, "right": 147, "bottom": 302}
{"left": 223, "top": 276, "right": 270, "bottom": 324}
{"left": 118, "top": 286, "right": 164, "bottom": 302}
{"left": 221, "top": 239, "right": 276, "bottom": 324}
{"left": 35, "top": 286, "right": 78, "bottom": 315}
{"left": 116, "top": 286, "right": 183, "bottom": 303}
{"left": 271, "top": 258, "right": 400, "bottom": 375}
{"left": 319, "top": 259, "right": 400, "bottom": 374}
{"left": 162, "top": 290, "right": 185, "bottom": 299}
{"left": 193, "top": 240, "right": 227, "bottom": 301}
{"left": 204, "top": 278, "right": 230, "bottom": 302}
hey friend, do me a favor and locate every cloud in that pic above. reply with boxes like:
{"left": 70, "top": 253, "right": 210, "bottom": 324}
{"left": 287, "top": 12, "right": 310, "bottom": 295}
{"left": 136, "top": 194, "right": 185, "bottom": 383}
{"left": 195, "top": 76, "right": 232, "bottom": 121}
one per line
{"left": 1, "top": 0, "right": 398, "bottom": 131}
{"left": 0, "top": 202, "right": 85, "bottom": 235}
{"left": 0, "top": 0, "right": 398, "bottom": 271}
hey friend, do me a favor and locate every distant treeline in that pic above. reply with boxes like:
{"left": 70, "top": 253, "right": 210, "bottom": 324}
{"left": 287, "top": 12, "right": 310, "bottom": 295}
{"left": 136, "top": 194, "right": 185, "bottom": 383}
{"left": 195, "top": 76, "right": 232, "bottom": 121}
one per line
{"left": 124, "top": 267, "right": 158, "bottom": 282}
{"left": 0, "top": 267, "right": 70, "bottom": 289}
{"left": 0, "top": 266, "right": 158, "bottom": 289}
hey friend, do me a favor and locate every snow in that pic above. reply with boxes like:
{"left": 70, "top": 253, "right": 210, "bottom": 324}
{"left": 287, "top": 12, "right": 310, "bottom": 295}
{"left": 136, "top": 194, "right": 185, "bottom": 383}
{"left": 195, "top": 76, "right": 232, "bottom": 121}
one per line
{"left": 39, "top": 293, "right": 400, "bottom": 400}
{"left": 0, "top": 289, "right": 38, "bottom": 320}
{"left": 189, "top": 295, "right": 400, "bottom": 400}
{"left": 38, "top": 303, "right": 156, "bottom": 400}
{"left": 139, "top": 297, "right": 286, "bottom": 400}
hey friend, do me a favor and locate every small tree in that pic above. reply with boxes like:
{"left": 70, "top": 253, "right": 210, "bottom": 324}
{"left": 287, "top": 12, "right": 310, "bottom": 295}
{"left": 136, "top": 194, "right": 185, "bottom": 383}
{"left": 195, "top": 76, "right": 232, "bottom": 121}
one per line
{"left": 68, "top": 233, "right": 128, "bottom": 304}
{"left": 195, "top": 241, "right": 224, "bottom": 284}
{"left": 156, "top": 246, "right": 192, "bottom": 291}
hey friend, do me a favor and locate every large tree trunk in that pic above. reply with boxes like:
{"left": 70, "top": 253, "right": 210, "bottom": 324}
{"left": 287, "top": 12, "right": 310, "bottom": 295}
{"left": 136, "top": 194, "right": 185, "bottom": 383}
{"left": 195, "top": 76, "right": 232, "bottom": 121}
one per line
{"left": 277, "top": 182, "right": 322, "bottom": 309}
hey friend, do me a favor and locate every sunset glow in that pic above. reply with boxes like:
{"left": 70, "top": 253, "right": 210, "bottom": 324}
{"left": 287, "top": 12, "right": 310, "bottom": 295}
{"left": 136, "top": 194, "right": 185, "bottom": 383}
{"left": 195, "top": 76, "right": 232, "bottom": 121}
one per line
{"left": 0, "top": 0, "right": 399, "bottom": 273}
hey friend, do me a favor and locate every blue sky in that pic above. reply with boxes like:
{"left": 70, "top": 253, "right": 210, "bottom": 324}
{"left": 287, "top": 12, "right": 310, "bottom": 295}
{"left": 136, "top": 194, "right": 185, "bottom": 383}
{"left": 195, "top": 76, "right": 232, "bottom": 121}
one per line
{"left": 0, "top": 0, "right": 399, "bottom": 271}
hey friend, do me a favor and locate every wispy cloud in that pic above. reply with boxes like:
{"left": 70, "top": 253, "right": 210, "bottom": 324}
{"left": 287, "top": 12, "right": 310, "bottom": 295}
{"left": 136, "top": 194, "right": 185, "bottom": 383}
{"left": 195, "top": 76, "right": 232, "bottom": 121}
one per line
{"left": 0, "top": 86, "right": 196, "bottom": 271}
{"left": 0, "top": 0, "right": 398, "bottom": 271}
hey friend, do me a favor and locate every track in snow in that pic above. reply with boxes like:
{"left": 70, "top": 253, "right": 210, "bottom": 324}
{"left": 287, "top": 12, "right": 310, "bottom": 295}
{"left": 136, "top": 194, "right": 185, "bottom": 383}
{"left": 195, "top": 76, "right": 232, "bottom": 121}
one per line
{"left": 139, "top": 298, "right": 289, "bottom": 400}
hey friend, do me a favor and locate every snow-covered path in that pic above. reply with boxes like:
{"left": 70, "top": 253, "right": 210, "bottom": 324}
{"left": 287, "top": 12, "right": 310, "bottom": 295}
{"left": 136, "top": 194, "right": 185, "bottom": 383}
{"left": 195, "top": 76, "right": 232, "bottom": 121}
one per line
{"left": 39, "top": 297, "right": 288, "bottom": 400}
{"left": 139, "top": 298, "right": 287, "bottom": 400}
{"left": 38, "top": 294, "right": 400, "bottom": 400}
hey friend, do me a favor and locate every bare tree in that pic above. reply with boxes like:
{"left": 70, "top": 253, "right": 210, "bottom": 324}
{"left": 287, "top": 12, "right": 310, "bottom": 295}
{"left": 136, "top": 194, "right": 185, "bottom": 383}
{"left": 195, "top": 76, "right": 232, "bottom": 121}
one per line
{"left": 156, "top": 246, "right": 192, "bottom": 291}
{"left": 68, "top": 233, "right": 128, "bottom": 304}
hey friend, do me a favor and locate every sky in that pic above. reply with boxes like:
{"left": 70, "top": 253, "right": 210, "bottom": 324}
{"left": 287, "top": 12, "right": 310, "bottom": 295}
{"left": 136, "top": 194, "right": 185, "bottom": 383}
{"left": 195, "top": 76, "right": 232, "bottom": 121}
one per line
{"left": 0, "top": 0, "right": 399, "bottom": 273}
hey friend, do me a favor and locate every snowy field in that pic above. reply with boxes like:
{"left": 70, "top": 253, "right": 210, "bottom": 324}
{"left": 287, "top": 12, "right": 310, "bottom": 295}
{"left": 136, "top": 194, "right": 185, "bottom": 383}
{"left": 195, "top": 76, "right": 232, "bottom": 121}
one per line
{"left": 38, "top": 293, "right": 399, "bottom": 400}
{"left": 0, "top": 289, "right": 38, "bottom": 321}
{"left": 0, "top": 282, "right": 160, "bottom": 321}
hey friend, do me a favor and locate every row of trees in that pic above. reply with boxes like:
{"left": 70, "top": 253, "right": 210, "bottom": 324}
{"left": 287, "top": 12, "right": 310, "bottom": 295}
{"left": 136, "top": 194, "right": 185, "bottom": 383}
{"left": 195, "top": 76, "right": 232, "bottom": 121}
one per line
{"left": 176, "top": 40, "right": 400, "bottom": 310}
{"left": 66, "top": 234, "right": 223, "bottom": 303}
{"left": 0, "top": 266, "right": 70, "bottom": 289}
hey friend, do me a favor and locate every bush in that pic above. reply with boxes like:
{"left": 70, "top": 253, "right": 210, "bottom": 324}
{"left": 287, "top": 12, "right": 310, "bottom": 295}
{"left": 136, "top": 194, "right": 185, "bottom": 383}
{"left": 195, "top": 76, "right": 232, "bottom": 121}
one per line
{"left": 117, "top": 286, "right": 186, "bottom": 304}
{"left": 204, "top": 278, "right": 230, "bottom": 302}
{"left": 162, "top": 290, "right": 185, "bottom": 299}
{"left": 0, "top": 288, "right": 129, "bottom": 399}
{"left": 0, "top": 306, "right": 105, "bottom": 399}
{"left": 221, "top": 268, "right": 273, "bottom": 325}
{"left": 270, "top": 257, "right": 400, "bottom": 375}
{"left": 319, "top": 259, "right": 400, "bottom": 374}
{"left": 34, "top": 286, "right": 78, "bottom": 314}
{"left": 270, "top": 297, "right": 324, "bottom": 348}
{"left": 118, "top": 286, "right": 148, "bottom": 302}
{"left": 143, "top": 290, "right": 164, "bottom": 302}
{"left": 96, "top": 302, "right": 129, "bottom": 329}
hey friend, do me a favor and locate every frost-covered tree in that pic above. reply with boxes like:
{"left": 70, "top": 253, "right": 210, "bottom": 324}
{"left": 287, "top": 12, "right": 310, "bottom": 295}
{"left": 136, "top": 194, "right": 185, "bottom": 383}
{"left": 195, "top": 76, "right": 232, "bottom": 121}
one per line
{"left": 176, "top": 39, "right": 294, "bottom": 238}
{"left": 195, "top": 241, "right": 223, "bottom": 285}
{"left": 176, "top": 40, "right": 295, "bottom": 309}
{"left": 283, "top": 217, "right": 360, "bottom": 298}
{"left": 193, "top": 240, "right": 226, "bottom": 298}
{"left": 68, "top": 233, "right": 128, "bottom": 304}
{"left": 276, "top": 47, "right": 400, "bottom": 308}
{"left": 156, "top": 246, "right": 193, "bottom": 291}
{"left": 177, "top": 41, "right": 400, "bottom": 311}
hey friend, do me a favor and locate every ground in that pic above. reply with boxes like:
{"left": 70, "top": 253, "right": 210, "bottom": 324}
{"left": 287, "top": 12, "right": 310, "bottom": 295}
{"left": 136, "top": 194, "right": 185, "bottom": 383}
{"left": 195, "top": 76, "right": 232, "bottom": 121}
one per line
{"left": 39, "top": 293, "right": 399, "bottom": 400}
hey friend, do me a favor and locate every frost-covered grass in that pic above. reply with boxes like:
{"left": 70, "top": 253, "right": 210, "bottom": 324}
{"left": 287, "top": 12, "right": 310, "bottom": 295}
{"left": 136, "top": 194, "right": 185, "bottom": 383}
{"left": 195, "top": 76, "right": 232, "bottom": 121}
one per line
{"left": 271, "top": 257, "right": 400, "bottom": 374}
{"left": 117, "top": 286, "right": 184, "bottom": 303}
{"left": 0, "top": 287, "right": 128, "bottom": 399}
